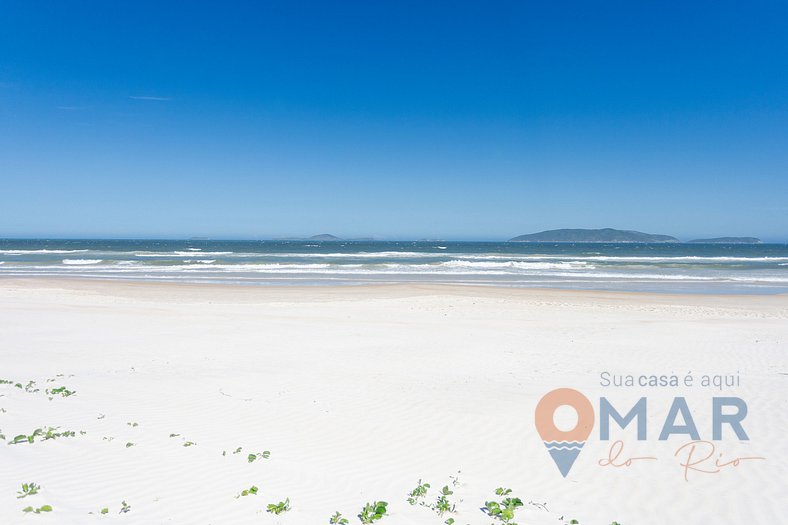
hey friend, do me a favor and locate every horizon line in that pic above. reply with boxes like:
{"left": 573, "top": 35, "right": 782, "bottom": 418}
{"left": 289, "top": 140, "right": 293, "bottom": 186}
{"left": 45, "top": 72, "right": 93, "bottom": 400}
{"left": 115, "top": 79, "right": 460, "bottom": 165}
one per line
{"left": 1, "top": 235, "right": 786, "bottom": 244}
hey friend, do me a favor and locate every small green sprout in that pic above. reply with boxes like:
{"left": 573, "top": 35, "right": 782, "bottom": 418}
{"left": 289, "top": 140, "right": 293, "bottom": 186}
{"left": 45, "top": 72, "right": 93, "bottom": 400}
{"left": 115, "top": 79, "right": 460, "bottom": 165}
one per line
{"left": 22, "top": 505, "right": 52, "bottom": 514}
{"left": 266, "top": 497, "right": 290, "bottom": 515}
{"left": 449, "top": 471, "right": 461, "bottom": 487}
{"left": 125, "top": 442, "right": 135, "bottom": 448}
{"left": 120, "top": 501, "right": 131, "bottom": 514}
{"left": 17, "top": 482, "right": 40, "bottom": 499}
{"left": 236, "top": 485, "right": 259, "bottom": 498}
{"left": 100, "top": 507, "right": 109, "bottom": 514}
{"left": 330, "top": 511, "right": 349, "bottom": 524}
{"left": 247, "top": 451, "right": 270, "bottom": 463}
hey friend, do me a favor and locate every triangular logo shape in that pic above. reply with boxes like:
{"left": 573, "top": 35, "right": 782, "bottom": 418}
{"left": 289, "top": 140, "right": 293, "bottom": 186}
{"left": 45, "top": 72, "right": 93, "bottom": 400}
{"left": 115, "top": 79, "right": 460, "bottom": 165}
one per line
{"left": 546, "top": 442, "right": 584, "bottom": 477}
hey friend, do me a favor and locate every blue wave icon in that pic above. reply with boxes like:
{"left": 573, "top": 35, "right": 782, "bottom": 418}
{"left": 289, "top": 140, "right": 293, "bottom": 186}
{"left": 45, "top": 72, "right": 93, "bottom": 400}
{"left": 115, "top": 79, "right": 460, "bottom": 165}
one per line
{"left": 544, "top": 441, "right": 585, "bottom": 477}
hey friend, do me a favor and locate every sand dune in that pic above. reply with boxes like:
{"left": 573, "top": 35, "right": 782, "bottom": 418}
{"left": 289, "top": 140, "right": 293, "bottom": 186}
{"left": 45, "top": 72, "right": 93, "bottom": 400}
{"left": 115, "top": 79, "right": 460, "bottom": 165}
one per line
{"left": 0, "top": 279, "right": 786, "bottom": 524}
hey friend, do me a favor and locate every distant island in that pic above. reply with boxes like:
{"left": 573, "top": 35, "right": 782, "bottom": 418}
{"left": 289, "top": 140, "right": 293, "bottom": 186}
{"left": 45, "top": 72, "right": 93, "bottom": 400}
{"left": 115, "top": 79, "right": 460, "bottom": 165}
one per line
{"left": 687, "top": 237, "right": 762, "bottom": 244}
{"left": 509, "top": 228, "right": 679, "bottom": 243}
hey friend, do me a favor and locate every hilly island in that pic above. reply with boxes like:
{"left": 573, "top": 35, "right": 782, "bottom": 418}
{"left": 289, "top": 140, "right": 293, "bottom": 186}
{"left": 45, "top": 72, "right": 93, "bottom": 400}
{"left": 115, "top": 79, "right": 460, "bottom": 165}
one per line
{"left": 509, "top": 228, "right": 680, "bottom": 243}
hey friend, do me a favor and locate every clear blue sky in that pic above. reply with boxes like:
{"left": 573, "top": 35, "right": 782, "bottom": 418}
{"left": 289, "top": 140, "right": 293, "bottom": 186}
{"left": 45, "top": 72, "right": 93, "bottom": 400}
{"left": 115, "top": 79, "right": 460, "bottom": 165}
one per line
{"left": 1, "top": 1, "right": 787, "bottom": 241}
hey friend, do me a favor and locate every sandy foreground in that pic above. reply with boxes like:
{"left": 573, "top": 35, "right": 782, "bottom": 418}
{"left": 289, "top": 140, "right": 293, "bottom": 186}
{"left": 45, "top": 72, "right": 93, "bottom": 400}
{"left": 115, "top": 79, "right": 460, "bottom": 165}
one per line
{"left": 0, "top": 279, "right": 786, "bottom": 525}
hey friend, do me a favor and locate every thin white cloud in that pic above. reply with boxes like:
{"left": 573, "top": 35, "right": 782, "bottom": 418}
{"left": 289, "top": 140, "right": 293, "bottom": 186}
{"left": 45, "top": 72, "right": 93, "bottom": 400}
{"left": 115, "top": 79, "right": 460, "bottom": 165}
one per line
{"left": 129, "top": 95, "right": 172, "bottom": 101}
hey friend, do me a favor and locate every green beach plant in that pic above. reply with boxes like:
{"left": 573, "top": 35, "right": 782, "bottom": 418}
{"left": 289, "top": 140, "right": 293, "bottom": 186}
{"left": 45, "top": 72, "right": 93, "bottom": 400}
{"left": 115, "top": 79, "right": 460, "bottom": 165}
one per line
{"left": 10, "top": 428, "right": 43, "bottom": 444}
{"left": 358, "top": 501, "right": 388, "bottom": 524}
{"left": 120, "top": 500, "right": 131, "bottom": 514}
{"left": 9, "top": 426, "right": 77, "bottom": 445}
{"left": 483, "top": 487, "right": 523, "bottom": 525}
{"left": 46, "top": 385, "right": 76, "bottom": 398}
{"left": 407, "top": 479, "right": 430, "bottom": 505}
{"left": 330, "top": 511, "right": 349, "bottom": 524}
{"left": 247, "top": 450, "right": 270, "bottom": 463}
{"left": 433, "top": 485, "right": 456, "bottom": 516}
{"left": 46, "top": 428, "right": 75, "bottom": 439}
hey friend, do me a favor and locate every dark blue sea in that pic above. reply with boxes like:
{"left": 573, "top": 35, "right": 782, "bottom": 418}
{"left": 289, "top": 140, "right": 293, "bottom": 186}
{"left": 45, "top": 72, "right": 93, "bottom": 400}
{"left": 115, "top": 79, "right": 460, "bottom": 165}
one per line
{"left": 1, "top": 239, "right": 787, "bottom": 294}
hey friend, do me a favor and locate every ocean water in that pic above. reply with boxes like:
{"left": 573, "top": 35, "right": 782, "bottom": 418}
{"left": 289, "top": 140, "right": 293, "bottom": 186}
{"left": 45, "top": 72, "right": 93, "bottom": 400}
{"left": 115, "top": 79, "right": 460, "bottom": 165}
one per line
{"left": 1, "top": 239, "right": 787, "bottom": 294}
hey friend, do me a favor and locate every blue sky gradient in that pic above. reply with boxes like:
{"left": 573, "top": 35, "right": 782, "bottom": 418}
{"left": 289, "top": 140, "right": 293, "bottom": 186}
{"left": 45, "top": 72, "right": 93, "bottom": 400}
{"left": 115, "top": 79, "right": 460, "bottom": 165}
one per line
{"left": 1, "top": 1, "right": 787, "bottom": 240}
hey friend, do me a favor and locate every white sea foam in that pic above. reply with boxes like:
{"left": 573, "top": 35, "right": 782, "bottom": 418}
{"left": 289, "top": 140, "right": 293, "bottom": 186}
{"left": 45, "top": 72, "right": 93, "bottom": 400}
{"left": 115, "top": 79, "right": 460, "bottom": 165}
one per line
{"left": 563, "top": 255, "right": 788, "bottom": 263}
{"left": 242, "top": 251, "right": 444, "bottom": 259}
{"left": 3, "top": 267, "right": 788, "bottom": 285}
{"left": 62, "top": 259, "right": 104, "bottom": 265}
{"left": 218, "top": 252, "right": 788, "bottom": 263}
{"left": 439, "top": 259, "right": 591, "bottom": 271}
{"left": 0, "top": 244, "right": 785, "bottom": 292}
{"left": 134, "top": 251, "right": 233, "bottom": 257}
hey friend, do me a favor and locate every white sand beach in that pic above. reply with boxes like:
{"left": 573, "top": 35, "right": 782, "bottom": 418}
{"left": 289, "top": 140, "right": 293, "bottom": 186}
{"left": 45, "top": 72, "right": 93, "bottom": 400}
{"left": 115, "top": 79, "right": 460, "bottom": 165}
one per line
{"left": 0, "top": 279, "right": 786, "bottom": 524}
